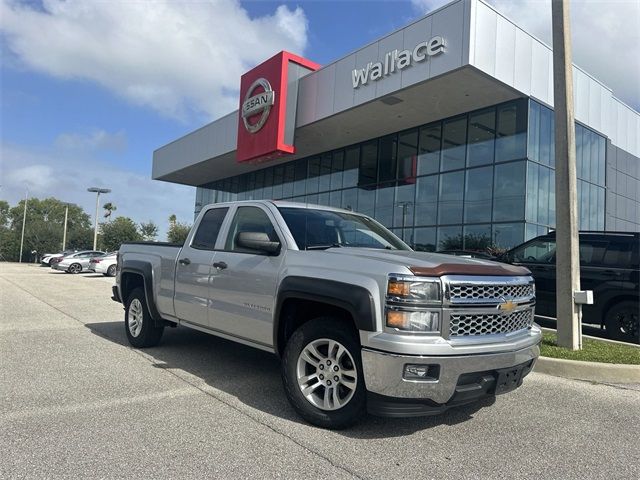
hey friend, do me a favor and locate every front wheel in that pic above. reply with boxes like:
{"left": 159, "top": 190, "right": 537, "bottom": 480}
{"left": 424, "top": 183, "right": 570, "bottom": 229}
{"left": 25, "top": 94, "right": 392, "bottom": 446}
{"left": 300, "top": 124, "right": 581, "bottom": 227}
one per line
{"left": 125, "top": 288, "right": 164, "bottom": 348}
{"left": 281, "top": 317, "right": 366, "bottom": 429}
{"left": 605, "top": 301, "right": 639, "bottom": 343}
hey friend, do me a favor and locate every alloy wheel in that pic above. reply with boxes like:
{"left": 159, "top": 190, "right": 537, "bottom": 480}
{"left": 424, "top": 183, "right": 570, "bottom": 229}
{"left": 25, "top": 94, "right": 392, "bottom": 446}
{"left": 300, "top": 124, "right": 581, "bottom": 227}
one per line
{"left": 296, "top": 338, "right": 358, "bottom": 411}
{"left": 128, "top": 299, "right": 144, "bottom": 338}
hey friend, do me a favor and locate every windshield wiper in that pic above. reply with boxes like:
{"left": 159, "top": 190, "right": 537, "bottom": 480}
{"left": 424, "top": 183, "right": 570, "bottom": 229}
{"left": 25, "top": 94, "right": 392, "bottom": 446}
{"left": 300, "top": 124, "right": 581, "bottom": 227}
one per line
{"left": 305, "top": 243, "right": 343, "bottom": 250}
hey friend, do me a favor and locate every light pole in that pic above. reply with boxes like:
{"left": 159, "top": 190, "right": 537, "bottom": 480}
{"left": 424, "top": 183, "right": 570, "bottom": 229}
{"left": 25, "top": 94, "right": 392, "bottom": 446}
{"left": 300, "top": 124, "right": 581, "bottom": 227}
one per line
{"left": 18, "top": 189, "right": 28, "bottom": 263}
{"left": 62, "top": 203, "right": 69, "bottom": 251}
{"left": 395, "top": 201, "right": 412, "bottom": 241}
{"left": 87, "top": 187, "right": 111, "bottom": 250}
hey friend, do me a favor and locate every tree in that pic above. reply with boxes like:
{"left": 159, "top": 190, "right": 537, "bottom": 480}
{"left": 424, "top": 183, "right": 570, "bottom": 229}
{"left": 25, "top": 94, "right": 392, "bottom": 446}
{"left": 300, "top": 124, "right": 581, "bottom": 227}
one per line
{"left": 167, "top": 214, "right": 191, "bottom": 244}
{"left": 139, "top": 221, "right": 158, "bottom": 241}
{"left": 103, "top": 202, "right": 117, "bottom": 219}
{"left": 0, "top": 197, "right": 92, "bottom": 262}
{"left": 100, "top": 216, "right": 142, "bottom": 252}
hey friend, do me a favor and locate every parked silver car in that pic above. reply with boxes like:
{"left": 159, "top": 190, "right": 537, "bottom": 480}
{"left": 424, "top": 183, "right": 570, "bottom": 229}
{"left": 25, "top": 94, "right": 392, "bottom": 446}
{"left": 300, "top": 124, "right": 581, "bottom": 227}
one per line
{"left": 89, "top": 253, "right": 117, "bottom": 276}
{"left": 52, "top": 250, "right": 105, "bottom": 274}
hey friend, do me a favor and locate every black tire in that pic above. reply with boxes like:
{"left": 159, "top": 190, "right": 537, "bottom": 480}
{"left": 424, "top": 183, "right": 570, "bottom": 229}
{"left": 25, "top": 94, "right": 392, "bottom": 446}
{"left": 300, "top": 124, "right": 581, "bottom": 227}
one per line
{"left": 125, "top": 287, "right": 164, "bottom": 348}
{"left": 281, "top": 317, "right": 366, "bottom": 429}
{"left": 107, "top": 264, "right": 117, "bottom": 277}
{"left": 68, "top": 263, "right": 82, "bottom": 274}
{"left": 604, "top": 301, "right": 639, "bottom": 343}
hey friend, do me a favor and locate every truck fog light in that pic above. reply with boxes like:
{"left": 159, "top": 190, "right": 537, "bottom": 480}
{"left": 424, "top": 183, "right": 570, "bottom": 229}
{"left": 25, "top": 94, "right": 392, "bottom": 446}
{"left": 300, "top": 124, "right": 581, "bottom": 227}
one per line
{"left": 386, "top": 310, "right": 440, "bottom": 332}
{"left": 404, "top": 364, "right": 440, "bottom": 381}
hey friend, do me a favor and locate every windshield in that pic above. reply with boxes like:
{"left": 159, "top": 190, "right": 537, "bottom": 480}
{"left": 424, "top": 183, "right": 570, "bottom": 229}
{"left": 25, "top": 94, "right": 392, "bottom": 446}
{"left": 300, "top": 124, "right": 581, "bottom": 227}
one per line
{"left": 278, "top": 207, "right": 410, "bottom": 251}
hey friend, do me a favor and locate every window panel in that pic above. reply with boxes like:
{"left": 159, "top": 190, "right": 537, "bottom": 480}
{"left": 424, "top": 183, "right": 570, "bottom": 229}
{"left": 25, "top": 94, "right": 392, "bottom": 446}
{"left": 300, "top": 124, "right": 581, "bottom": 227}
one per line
{"left": 539, "top": 106, "right": 552, "bottom": 166}
{"left": 357, "top": 187, "right": 375, "bottom": 217}
{"left": 272, "top": 166, "right": 284, "bottom": 199}
{"left": 438, "top": 171, "right": 464, "bottom": 224}
{"left": 441, "top": 117, "right": 466, "bottom": 171}
{"left": 293, "top": 160, "right": 306, "bottom": 197}
{"left": 398, "top": 130, "right": 418, "bottom": 184}
{"left": 307, "top": 156, "right": 321, "bottom": 194}
{"left": 394, "top": 182, "right": 416, "bottom": 228}
{"left": 329, "top": 190, "right": 342, "bottom": 208}
{"left": 191, "top": 207, "right": 229, "bottom": 250}
{"left": 418, "top": 123, "right": 441, "bottom": 175}
{"left": 437, "top": 225, "right": 463, "bottom": 250}
{"left": 413, "top": 227, "right": 436, "bottom": 252}
{"left": 463, "top": 224, "right": 492, "bottom": 250}
{"left": 263, "top": 168, "right": 273, "bottom": 199}
{"left": 319, "top": 153, "right": 332, "bottom": 192}
{"left": 493, "top": 161, "right": 525, "bottom": 222}
{"left": 526, "top": 162, "right": 539, "bottom": 222}
{"left": 527, "top": 101, "right": 540, "bottom": 162}
{"left": 549, "top": 169, "right": 556, "bottom": 228}
{"left": 537, "top": 165, "right": 550, "bottom": 225}
{"left": 359, "top": 140, "right": 378, "bottom": 186}
{"left": 590, "top": 129, "right": 599, "bottom": 184}
{"left": 330, "top": 150, "right": 344, "bottom": 191}
{"left": 464, "top": 166, "right": 493, "bottom": 223}
{"left": 496, "top": 100, "right": 527, "bottom": 162}
{"left": 492, "top": 223, "right": 524, "bottom": 249}
{"left": 374, "top": 184, "right": 395, "bottom": 227}
{"left": 283, "top": 163, "right": 295, "bottom": 198}
{"left": 377, "top": 134, "right": 398, "bottom": 183}
{"left": 415, "top": 175, "right": 438, "bottom": 226}
{"left": 467, "top": 109, "right": 495, "bottom": 167}
{"left": 341, "top": 188, "right": 358, "bottom": 211}
{"left": 343, "top": 146, "right": 359, "bottom": 188}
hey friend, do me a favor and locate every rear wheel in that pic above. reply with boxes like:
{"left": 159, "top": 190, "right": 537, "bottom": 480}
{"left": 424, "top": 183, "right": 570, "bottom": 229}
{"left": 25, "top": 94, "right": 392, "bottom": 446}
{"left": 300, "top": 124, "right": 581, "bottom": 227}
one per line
{"left": 125, "top": 288, "right": 164, "bottom": 348}
{"left": 605, "top": 301, "right": 639, "bottom": 343}
{"left": 281, "top": 317, "right": 366, "bottom": 429}
{"left": 107, "top": 264, "right": 117, "bottom": 277}
{"left": 68, "top": 263, "right": 82, "bottom": 274}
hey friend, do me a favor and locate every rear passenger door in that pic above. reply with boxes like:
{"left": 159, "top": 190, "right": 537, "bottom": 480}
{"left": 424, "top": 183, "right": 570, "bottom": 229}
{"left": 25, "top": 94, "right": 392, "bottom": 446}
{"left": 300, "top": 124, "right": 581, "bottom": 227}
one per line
{"left": 173, "top": 207, "right": 229, "bottom": 327}
{"left": 208, "top": 205, "right": 285, "bottom": 348}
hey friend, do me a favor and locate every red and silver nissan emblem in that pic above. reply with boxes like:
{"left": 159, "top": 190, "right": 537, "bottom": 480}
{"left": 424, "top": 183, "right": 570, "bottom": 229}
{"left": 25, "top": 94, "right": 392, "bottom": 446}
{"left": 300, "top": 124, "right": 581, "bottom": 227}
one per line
{"left": 241, "top": 78, "right": 275, "bottom": 133}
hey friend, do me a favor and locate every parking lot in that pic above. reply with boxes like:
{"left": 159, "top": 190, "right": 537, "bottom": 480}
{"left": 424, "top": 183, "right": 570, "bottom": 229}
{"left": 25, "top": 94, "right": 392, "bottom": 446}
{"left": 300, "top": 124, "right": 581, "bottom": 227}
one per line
{"left": 1, "top": 263, "right": 638, "bottom": 479}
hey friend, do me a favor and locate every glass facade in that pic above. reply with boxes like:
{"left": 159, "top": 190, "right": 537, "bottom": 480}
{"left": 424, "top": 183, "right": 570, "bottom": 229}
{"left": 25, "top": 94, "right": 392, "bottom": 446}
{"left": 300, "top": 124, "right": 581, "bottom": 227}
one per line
{"left": 196, "top": 98, "right": 608, "bottom": 252}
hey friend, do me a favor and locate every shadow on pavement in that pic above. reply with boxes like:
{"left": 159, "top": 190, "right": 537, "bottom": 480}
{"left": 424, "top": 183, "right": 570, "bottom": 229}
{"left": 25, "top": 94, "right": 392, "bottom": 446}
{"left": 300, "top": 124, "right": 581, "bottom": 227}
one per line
{"left": 85, "top": 321, "right": 493, "bottom": 439}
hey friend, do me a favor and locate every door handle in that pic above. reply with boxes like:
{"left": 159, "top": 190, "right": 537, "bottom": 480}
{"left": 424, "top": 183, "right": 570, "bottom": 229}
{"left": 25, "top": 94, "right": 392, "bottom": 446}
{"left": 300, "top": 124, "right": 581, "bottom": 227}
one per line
{"left": 213, "top": 261, "right": 227, "bottom": 270}
{"left": 178, "top": 258, "right": 191, "bottom": 265}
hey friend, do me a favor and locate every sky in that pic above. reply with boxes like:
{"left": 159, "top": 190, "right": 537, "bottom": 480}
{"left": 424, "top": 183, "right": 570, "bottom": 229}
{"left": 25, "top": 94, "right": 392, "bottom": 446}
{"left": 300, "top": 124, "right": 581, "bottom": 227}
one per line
{"left": 1, "top": 0, "right": 639, "bottom": 239}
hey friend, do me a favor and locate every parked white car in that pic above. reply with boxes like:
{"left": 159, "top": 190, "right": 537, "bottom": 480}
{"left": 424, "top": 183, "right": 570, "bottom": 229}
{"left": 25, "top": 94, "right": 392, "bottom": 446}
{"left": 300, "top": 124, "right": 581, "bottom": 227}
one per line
{"left": 52, "top": 251, "right": 105, "bottom": 274}
{"left": 89, "top": 253, "right": 117, "bottom": 277}
{"left": 41, "top": 250, "right": 77, "bottom": 266}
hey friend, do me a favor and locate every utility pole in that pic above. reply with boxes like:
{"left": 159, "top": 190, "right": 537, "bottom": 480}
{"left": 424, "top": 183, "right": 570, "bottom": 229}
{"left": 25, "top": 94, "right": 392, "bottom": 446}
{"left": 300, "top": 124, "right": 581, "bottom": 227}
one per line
{"left": 552, "top": 0, "right": 581, "bottom": 349}
{"left": 62, "top": 204, "right": 69, "bottom": 251}
{"left": 18, "top": 190, "right": 28, "bottom": 263}
{"left": 87, "top": 187, "right": 111, "bottom": 250}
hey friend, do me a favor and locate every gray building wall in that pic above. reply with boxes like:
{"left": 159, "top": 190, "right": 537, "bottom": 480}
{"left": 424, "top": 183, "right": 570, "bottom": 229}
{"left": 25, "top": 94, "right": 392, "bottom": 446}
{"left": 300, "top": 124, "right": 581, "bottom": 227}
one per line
{"left": 606, "top": 142, "right": 640, "bottom": 231}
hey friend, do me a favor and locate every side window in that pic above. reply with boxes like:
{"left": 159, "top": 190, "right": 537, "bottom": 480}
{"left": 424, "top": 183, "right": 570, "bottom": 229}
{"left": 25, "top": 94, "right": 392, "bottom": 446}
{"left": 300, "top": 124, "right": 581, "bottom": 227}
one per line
{"left": 602, "top": 240, "right": 632, "bottom": 267}
{"left": 225, "top": 207, "right": 278, "bottom": 252}
{"left": 511, "top": 240, "right": 556, "bottom": 263}
{"left": 578, "top": 241, "right": 607, "bottom": 266}
{"left": 191, "top": 207, "right": 229, "bottom": 250}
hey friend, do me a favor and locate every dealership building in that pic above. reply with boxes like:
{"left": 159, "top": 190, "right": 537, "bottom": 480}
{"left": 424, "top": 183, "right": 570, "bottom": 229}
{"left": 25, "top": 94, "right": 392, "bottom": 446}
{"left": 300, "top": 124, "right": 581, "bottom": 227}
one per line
{"left": 153, "top": 0, "right": 640, "bottom": 251}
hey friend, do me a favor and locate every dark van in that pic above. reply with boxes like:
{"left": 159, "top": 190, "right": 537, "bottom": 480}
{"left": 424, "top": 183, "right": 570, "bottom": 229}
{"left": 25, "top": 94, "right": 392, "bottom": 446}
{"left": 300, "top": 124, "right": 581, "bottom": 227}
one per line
{"left": 502, "top": 231, "right": 639, "bottom": 344}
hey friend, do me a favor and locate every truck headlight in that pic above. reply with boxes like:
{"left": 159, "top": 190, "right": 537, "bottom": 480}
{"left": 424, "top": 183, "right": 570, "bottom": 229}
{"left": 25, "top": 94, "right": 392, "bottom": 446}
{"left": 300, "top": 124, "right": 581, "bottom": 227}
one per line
{"left": 386, "top": 309, "right": 440, "bottom": 332}
{"left": 387, "top": 276, "right": 441, "bottom": 304}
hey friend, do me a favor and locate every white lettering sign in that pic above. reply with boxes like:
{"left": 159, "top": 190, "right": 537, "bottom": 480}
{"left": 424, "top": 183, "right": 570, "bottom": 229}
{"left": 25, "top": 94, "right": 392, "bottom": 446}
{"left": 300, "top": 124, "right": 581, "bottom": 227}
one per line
{"left": 352, "top": 36, "right": 445, "bottom": 89}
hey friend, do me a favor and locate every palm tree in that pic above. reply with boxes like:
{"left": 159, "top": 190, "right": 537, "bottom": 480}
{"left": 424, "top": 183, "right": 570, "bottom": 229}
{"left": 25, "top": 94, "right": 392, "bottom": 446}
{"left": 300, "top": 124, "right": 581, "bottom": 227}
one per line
{"left": 103, "top": 202, "right": 117, "bottom": 219}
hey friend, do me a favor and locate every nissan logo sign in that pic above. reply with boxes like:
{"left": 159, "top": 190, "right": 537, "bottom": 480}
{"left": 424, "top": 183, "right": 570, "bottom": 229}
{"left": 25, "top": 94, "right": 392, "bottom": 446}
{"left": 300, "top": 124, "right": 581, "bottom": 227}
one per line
{"left": 241, "top": 78, "right": 275, "bottom": 133}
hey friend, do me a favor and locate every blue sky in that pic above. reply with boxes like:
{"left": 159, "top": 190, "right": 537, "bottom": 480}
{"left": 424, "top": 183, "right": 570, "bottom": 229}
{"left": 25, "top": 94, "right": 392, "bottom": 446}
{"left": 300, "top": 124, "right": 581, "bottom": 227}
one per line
{"left": 1, "top": 0, "right": 638, "bottom": 239}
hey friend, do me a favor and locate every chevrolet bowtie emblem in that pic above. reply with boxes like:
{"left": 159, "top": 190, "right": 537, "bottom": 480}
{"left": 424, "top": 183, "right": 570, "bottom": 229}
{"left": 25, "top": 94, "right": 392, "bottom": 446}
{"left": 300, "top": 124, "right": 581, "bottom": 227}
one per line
{"left": 498, "top": 300, "right": 517, "bottom": 314}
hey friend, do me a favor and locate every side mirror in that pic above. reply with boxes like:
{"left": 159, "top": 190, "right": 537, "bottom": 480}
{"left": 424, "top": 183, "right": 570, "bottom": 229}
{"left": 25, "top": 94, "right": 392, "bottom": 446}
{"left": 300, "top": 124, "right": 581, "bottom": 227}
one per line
{"left": 236, "top": 231, "right": 281, "bottom": 254}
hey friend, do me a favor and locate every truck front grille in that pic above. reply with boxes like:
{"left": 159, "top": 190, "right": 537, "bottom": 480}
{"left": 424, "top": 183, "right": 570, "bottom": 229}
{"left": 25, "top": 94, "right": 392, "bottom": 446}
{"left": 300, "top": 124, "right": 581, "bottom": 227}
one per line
{"left": 449, "top": 309, "right": 534, "bottom": 337}
{"left": 448, "top": 283, "right": 534, "bottom": 302}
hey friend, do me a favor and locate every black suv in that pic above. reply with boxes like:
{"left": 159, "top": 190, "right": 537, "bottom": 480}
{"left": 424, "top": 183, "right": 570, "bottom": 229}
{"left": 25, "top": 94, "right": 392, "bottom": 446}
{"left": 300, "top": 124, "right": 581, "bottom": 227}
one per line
{"left": 502, "top": 231, "right": 639, "bottom": 344}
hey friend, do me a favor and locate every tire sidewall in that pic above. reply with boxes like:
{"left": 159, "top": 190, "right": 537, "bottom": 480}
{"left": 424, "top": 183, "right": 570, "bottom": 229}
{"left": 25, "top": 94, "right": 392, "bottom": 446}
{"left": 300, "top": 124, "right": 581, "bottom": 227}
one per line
{"left": 107, "top": 265, "right": 117, "bottom": 277}
{"left": 282, "top": 317, "right": 366, "bottom": 429}
{"left": 605, "top": 301, "right": 639, "bottom": 343}
{"left": 125, "top": 287, "right": 164, "bottom": 348}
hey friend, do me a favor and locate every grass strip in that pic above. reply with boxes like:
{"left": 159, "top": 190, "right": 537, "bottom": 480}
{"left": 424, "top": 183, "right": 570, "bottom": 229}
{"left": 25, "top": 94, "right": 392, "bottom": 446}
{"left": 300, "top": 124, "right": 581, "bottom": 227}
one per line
{"left": 540, "top": 331, "right": 640, "bottom": 365}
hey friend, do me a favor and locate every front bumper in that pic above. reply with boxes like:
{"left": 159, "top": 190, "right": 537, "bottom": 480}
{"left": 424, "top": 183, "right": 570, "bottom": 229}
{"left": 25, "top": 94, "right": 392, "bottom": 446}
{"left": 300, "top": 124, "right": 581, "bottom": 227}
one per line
{"left": 362, "top": 342, "right": 539, "bottom": 415}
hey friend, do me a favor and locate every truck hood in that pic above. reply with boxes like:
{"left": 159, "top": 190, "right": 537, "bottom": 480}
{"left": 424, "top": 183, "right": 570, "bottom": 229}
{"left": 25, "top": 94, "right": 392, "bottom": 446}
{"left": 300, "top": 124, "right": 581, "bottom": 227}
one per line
{"left": 323, "top": 248, "right": 530, "bottom": 276}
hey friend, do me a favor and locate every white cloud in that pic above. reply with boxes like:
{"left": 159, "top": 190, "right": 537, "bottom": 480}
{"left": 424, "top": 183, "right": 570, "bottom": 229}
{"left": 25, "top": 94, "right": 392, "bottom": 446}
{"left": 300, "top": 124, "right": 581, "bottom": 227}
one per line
{"left": 0, "top": 143, "right": 195, "bottom": 239}
{"left": 412, "top": 0, "right": 639, "bottom": 110}
{"left": 55, "top": 129, "right": 127, "bottom": 152}
{"left": 0, "top": 0, "right": 309, "bottom": 121}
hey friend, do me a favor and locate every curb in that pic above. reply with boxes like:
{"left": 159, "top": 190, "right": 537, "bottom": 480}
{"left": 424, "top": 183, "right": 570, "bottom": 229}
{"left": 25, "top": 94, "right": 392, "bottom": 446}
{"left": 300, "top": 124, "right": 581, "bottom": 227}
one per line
{"left": 534, "top": 356, "right": 640, "bottom": 383}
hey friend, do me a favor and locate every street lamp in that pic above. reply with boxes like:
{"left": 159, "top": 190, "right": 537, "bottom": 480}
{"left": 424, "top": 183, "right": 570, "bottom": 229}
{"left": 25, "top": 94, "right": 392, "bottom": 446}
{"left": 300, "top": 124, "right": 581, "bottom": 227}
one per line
{"left": 87, "top": 187, "right": 111, "bottom": 250}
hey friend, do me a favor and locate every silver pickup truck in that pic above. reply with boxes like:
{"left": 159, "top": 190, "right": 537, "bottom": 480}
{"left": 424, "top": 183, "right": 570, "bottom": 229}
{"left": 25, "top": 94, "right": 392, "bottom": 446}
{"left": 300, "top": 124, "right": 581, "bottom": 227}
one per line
{"left": 113, "top": 200, "right": 540, "bottom": 429}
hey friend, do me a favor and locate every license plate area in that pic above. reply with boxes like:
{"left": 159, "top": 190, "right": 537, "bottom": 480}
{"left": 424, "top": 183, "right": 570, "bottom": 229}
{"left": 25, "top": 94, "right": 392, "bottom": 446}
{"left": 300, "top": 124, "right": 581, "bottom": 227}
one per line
{"left": 494, "top": 361, "right": 530, "bottom": 395}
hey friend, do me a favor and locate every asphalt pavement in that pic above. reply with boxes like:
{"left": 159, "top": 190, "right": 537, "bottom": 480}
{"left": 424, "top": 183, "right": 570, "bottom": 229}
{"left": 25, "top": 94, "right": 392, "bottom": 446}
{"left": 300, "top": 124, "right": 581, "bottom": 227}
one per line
{"left": 1, "top": 263, "right": 638, "bottom": 479}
